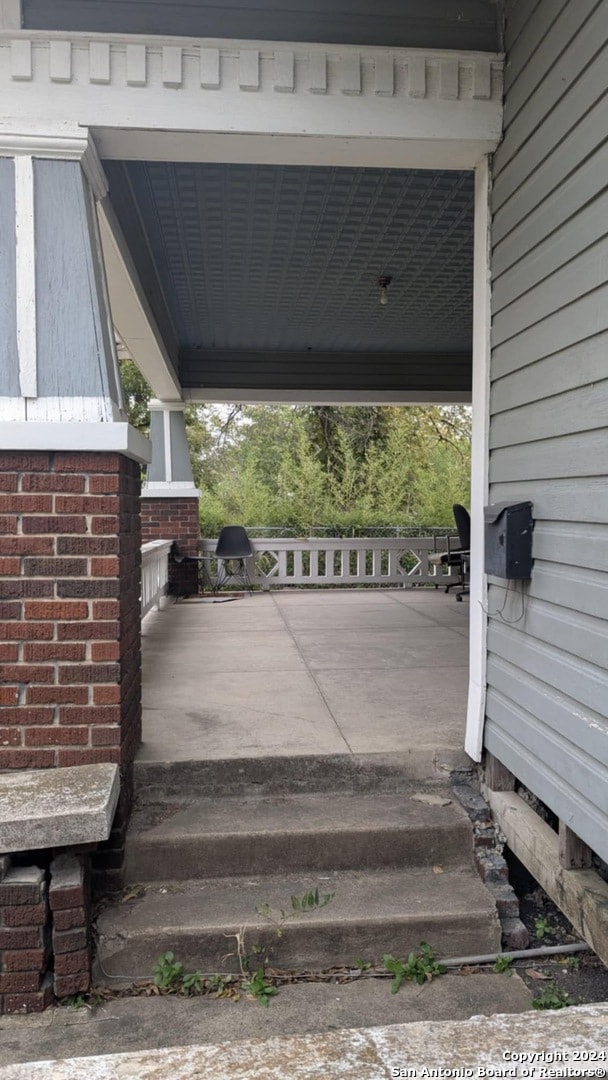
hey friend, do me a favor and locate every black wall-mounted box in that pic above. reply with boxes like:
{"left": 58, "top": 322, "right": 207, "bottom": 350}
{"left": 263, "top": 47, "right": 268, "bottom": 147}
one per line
{"left": 484, "top": 501, "right": 534, "bottom": 580}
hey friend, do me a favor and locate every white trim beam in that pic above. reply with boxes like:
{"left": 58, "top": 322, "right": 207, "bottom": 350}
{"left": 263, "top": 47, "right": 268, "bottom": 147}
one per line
{"left": 0, "top": 33, "right": 503, "bottom": 169}
{"left": 465, "top": 156, "right": 492, "bottom": 762}
{"left": 14, "top": 153, "right": 36, "bottom": 400}
{"left": 98, "top": 198, "right": 181, "bottom": 400}
{"left": 183, "top": 389, "right": 471, "bottom": 405}
{"left": 0, "top": 0, "right": 20, "bottom": 31}
{"left": 0, "top": 420, "right": 151, "bottom": 462}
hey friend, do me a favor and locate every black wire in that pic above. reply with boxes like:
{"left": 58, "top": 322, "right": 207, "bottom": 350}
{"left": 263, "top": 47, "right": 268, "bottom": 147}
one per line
{"left": 480, "top": 578, "right": 526, "bottom": 624}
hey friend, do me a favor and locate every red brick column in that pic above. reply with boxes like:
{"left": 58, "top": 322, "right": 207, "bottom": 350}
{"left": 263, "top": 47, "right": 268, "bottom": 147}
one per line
{"left": 0, "top": 857, "right": 54, "bottom": 1015}
{"left": 141, "top": 495, "right": 200, "bottom": 596}
{"left": 0, "top": 451, "right": 142, "bottom": 770}
{"left": 50, "top": 854, "right": 92, "bottom": 1000}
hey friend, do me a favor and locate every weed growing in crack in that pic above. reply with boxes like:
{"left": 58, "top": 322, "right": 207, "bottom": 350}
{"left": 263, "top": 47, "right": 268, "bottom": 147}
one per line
{"left": 241, "top": 968, "right": 279, "bottom": 1007}
{"left": 255, "top": 887, "right": 335, "bottom": 937}
{"left": 222, "top": 886, "right": 337, "bottom": 1006}
{"left": 493, "top": 955, "right": 513, "bottom": 975}
{"left": 153, "top": 951, "right": 184, "bottom": 990}
{"left": 383, "top": 942, "right": 447, "bottom": 992}
{"left": 531, "top": 983, "right": 571, "bottom": 1010}
{"left": 534, "top": 916, "right": 554, "bottom": 940}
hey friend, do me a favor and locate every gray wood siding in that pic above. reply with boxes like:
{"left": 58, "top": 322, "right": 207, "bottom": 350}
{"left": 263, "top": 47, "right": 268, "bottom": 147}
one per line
{"left": 486, "top": 0, "right": 608, "bottom": 863}
{"left": 34, "top": 160, "right": 117, "bottom": 406}
{"left": 0, "top": 157, "right": 19, "bottom": 397}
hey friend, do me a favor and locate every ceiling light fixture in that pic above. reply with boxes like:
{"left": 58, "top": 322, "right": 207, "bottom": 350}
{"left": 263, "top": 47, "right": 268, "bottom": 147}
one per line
{"left": 378, "top": 275, "right": 392, "bottom": 306}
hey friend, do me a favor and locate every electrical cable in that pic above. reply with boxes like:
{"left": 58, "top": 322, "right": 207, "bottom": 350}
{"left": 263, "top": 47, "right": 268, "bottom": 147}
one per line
{"left": 479, "top": 578, "right": 526, "bottom": 624}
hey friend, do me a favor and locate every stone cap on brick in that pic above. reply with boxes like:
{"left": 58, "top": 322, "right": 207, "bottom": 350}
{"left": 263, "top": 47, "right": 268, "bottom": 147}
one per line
{"left": 0, "top": 765, "right": 119, "bottom": 854}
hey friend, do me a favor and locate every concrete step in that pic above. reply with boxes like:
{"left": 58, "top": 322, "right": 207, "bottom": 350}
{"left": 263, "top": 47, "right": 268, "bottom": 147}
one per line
{"left": 95, "top": 866, "right": 502, "bottom": 980}
{"left": 125, "top": 791, "right": 473, "bottom": 882}
{"left": 133, "top": 750, "right": 473, "bottom": 801}
{"left": 0, "top": 976, "right": 534, "bottom": 1067}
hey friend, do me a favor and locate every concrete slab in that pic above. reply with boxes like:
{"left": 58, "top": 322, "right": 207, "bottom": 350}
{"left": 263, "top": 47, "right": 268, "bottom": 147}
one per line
{"left": 139, "top": 589, "right": 469, "bottom": 766}
{"left": 314, "top": 667, "right": 469, "bottom": 756}
{"left": 405, "top": 603, "right": 470, "bottom": 627}
{"left": 5, "top": 1001, "right": 608, "bottom": 1079}
{"left": 294, "top": 627, "right": 468, "bottom": 671}
{"left": 277, "top": 604, "right": 441, "bottom": 630}
{"left": 0, "top": 764, "right": 119, "bottom": 853}
{"left": 155, "top": 629, "right": 307, "bottom": 675}
{"left": 0, "top": 975, "right": 532, "bottom": 1068}
{"left": 140, "top": 669, "right": 350, "bottom": 761}
{"left": 273, "top": 590, "right": 401, "bottom": 605}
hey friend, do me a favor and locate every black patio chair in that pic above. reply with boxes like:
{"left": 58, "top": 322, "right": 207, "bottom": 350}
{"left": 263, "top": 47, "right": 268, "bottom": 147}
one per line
{"left": 214, "top": 526, "right": 254, "bottom": 594}
{"left": 443, "top": 503, "right": 470, "bottom": 600}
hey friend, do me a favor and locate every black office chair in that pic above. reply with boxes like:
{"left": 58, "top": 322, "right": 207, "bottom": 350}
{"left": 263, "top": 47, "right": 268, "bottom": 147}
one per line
{"left": 443, "top": 503, "right": 470, "bottom": 600}
{"left": 214, "top": 526, "right": 254, "bottom": 593}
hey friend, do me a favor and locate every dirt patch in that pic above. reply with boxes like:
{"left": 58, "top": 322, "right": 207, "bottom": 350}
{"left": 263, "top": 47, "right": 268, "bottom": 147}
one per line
{"left": 507, "top": 852, "right": 608, "bottom": 1008}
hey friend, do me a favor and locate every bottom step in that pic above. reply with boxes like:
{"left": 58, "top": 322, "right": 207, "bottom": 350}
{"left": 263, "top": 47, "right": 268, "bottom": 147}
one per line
{"left": 95, "top": 867, "right": 501, "bottom": 981}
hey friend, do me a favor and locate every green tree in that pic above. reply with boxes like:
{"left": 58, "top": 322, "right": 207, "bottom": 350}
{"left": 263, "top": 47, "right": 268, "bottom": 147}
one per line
{"left": 119, "top": 359, "right": 471, "bottom": 534}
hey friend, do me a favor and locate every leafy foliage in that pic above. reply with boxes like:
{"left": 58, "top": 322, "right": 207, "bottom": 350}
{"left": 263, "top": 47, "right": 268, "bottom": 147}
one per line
{"left": 118, "top": 360, "right": 471, "bottom": 534}
{"left": 241, "top": 968, "right": 279, "bottom": 1007}
{"left": 153, "top": 951, "right": 184, "bottom": 990}
{"left": 493, "top": 955, "right": 514, "bottom": 975}
{"left": 531, "top": 983, "right": 571, "bottom": 1010}
{"left": 383, "top": 942, "right": 447, "bottom": 993}
{"left": 534, "top": 916, "right": 554, "bottom": 940}
{"left": 255, "top": 887, "right": 335, "bottom": 933}
{"left": 181, "top": 971, "right": 204, "bottom": 996}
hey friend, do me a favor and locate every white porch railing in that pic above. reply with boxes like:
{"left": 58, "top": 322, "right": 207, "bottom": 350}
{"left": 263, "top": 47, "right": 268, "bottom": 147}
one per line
{"left": 141, "top": 540, "right": 173, "bottom": 616}
{"left": 201, "top": 536, "right": 453, "bottom": 589}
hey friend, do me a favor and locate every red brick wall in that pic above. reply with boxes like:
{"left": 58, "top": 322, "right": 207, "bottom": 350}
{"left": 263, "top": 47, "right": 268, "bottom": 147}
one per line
{"left": 0, "top": 452, "right": 142, "bottom": 770}
{"left": 141, "top": 496, "right": 200, "bottom": 596}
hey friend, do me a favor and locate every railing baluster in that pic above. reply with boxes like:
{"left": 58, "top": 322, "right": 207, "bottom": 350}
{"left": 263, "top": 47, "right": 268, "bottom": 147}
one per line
{"left": 141, "top": 539, "right": 172, "bottom": 619}
{"left": 199, "top": 535, "right": 447, "bottom": 589}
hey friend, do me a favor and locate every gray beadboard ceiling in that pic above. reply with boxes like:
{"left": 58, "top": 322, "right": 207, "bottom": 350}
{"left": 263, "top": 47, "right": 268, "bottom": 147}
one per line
{"left": 29, "top": 0, "right": 484, "bottom": 396}
{"left": 24, "top": 0, "right": 502, "bottom": 52}
{"left": 106, "top": 162, "right": 474, "bottom": 369}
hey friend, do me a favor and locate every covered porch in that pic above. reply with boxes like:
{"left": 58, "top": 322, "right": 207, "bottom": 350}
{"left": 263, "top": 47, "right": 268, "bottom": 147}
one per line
{"left": 139, "top": 587, "right": 469, "bottom": 770}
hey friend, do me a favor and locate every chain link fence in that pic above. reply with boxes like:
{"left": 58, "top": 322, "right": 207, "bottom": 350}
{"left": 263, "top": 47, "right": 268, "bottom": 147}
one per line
{"left": 243, "top": 525, "right": 458, "bottom": 539}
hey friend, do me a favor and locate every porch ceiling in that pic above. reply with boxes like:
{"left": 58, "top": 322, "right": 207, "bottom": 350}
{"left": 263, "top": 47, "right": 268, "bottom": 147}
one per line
{"left": 105, "top": 161, "right": 474, "bottom": 399}
{"left": 23, "top": 0, "right": 502, "bottom": 52}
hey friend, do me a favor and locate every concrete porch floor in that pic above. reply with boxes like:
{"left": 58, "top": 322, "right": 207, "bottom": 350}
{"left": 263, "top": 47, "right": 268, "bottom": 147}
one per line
{"left": 138, "top": 588, "right": 469, "bottom": 766}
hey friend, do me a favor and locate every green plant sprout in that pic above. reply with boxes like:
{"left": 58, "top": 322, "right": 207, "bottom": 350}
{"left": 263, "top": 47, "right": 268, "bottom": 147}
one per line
{"left": 241, "top": 968, "right": 279, "bottom": 1007}
{"left": 493, "top": 955, "right": 513, "bottom": 975}
{"left": 534, "top": 916, "right": 554, "bottom": 940}
{"left": 383, "top": 942, "right": 447, "bottom": 993}
{"left": 531, "top": 983, "right": 570, "bottom": 1010}
{"left": 153, "top": 951, "right": 184, "bottom": 990}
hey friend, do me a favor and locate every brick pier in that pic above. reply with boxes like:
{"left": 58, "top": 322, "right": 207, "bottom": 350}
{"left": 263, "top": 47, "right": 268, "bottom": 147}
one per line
{"left": 0, "top": 450, "right": 143, "bottom": 1012}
